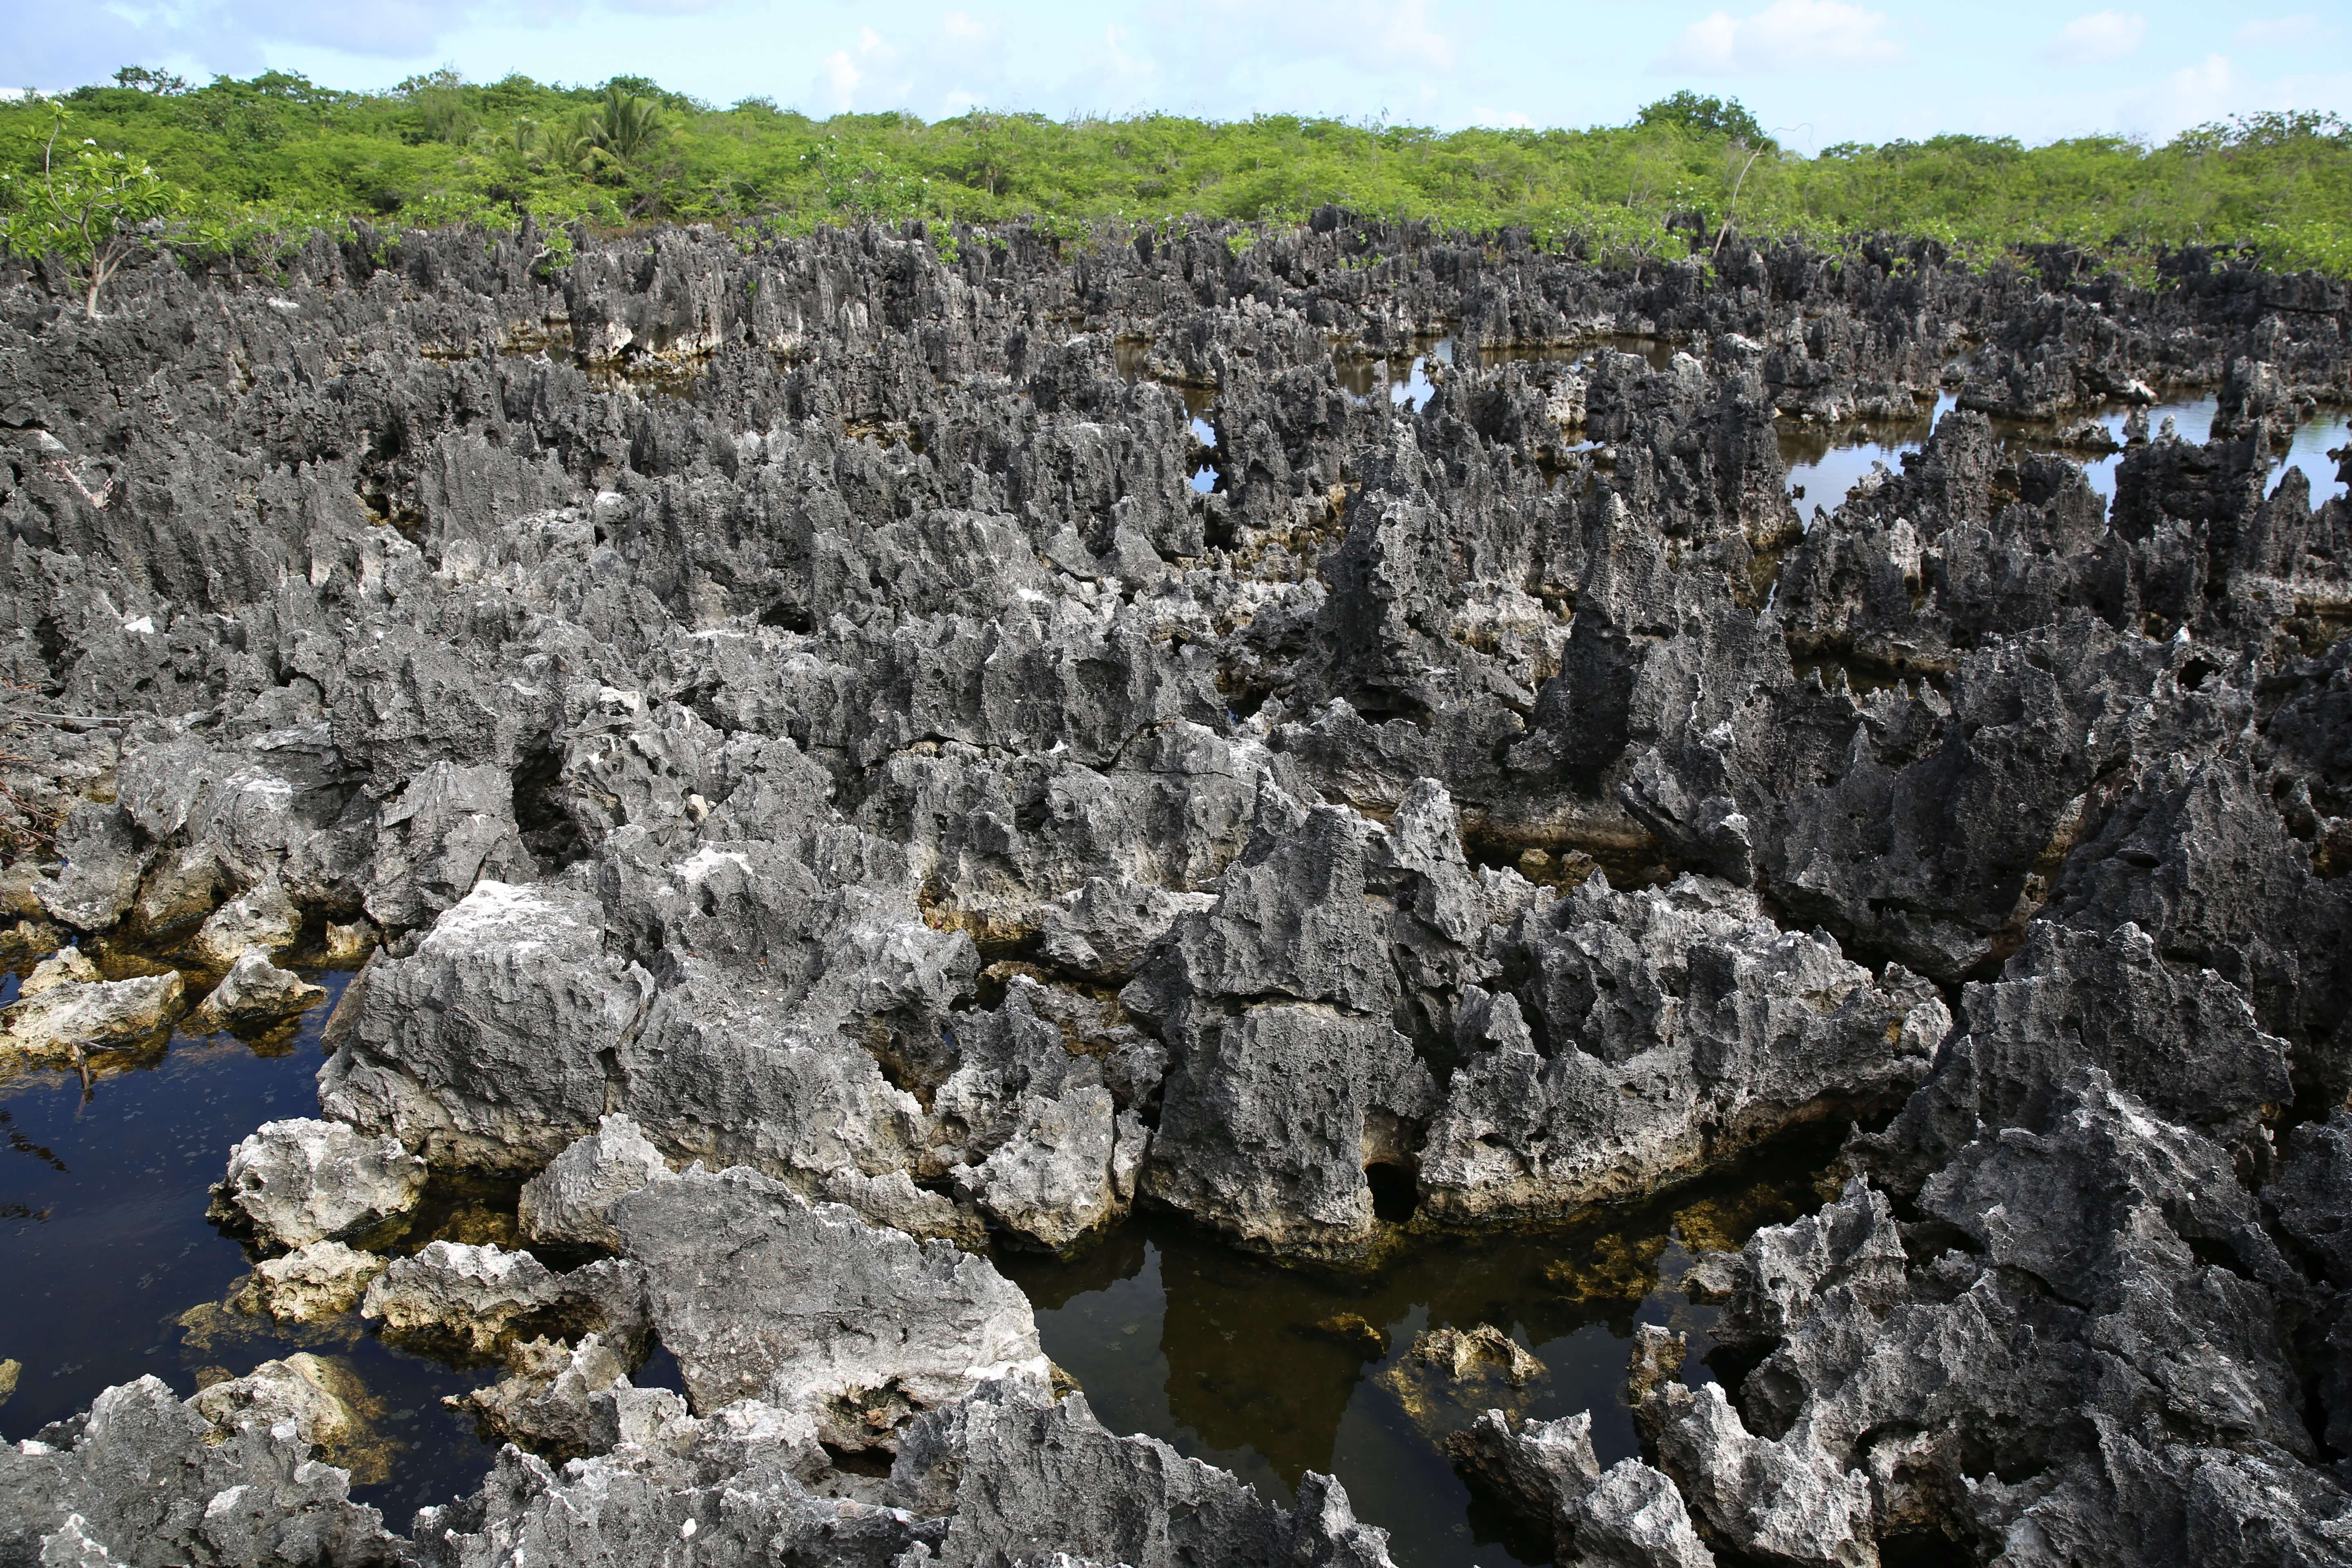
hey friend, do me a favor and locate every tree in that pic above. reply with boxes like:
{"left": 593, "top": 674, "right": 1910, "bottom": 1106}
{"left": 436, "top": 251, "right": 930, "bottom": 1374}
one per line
{"left": 2, "top": 107, "right": 182, "bottom": 319}
{"left": 1636, "top": 91, "right": 1772, "bottom": 149}
{"left": 111, "top": 66, "right": 190, "bottom": 96}
{"left": 558, "top": 85, "right": 666, "bottom": 175}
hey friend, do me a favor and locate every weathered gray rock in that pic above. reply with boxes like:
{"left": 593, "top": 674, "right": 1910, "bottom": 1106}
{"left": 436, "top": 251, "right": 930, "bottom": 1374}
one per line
{"left": 17, "top": 945, "right": 98, "bottom": 996}
{"left": 517, "top": 1113, "right": 673, "bottom": 1249}
{"left": 1143, "top": 1000, "right": 1430, "bottom": 1255}
{"left": 1713, "top": 1177, "right": 1908, "bottom": 1352}
{"left": 236, "top": 1240, "right": 388, "bottom": 1323}
{"left": 33, "top": 806, "right": 145, "bottom": 934}
{"left": 321, "top": 881, "right": 653, "bottom": 1170}
{"left": 361, "top": 761, "right": 535, "bottom": 933}
{"left": 2270, "top": 1109, "right": 2352, "bottom": 1288}
{"left": 209, "top": 1117, "right": 427, "bottom": 1252}
{"left": 1859, "top": 920, "right": 2292, "bottom": 1189}
{"left": 187, "top": 873, "right": 301, "bottom": 970}
{"left": 1125, "top": 781, "right": 1447, "bottom": 1255}
{"left": 0, "top": 971, "right": 184, "bottom": 1061}
{"left": 409, "top": 1433, "right": 911, "bottom": 1568}
{"left": 36, "top": 1515, "right": 117, "bottom": 1568}
{"left": 361, "top": 1240, "right": 648, "bottom": 1359}
{"left": 447, "top": 1333, "right": 660, "bottom": 1461}
{"left": 1449, "top": 1409, "right": 1715, "bottom": 1568}
{"left": 611, "top": 1164, "right": 1047, "bottom": 1448}
{"left": 819, "top": 1167, "right": 984, "bottom": 1247}
{"left": 10, "top": 210, "right": 2352, "bottom": 1563}
{"left": 890, "top": 1378, "right": 1398, "bottom": 1567}
{"left": 1693, "top": 1071, "right": 2342, "bottom": 1561}
{"left": 0, "top": 1373, "right": 401, "bottom": 1568}
{"left": 928, "top": 984, "right": 1147, "bottom": 1251}
{"left": 1420, "top": 876, "right": 1946, "bottom": 1223}
{"left": 189, "top": 1353, "right": 368, "bottom": 1454}
{"left": 190, "top": 950, "right": 326, "bottom": 1031}
{"left": 1644, "top": 1380, "right": 1876, "bottom": 1568}
{"left": 1039, "top": 875, "right": 1219, "bottom": 983}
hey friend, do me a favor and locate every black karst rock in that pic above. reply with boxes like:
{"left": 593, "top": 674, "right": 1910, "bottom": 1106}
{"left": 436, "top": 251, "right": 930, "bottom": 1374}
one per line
{"left": 3, "top": 216, "right": 2351, "bottom": 1566}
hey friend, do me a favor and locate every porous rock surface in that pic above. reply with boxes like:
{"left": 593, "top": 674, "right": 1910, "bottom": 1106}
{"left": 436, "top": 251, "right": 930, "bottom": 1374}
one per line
{"left": 190, "top": 949, "right": 327, "bottom": 1031}
{"left": 235, "top": 1239, "right": 388, "bottom": 1323}
{"left": 5, "top": 214, "right": 2352, "bottom": 1562}
{"left": 608, "top": 1163, "right": 1047, "bottom": 1448}
{"left": 208, "top": 1116, "right": 427, "bottom": 1251}
{"left": 515, "top": 1111, "right": 672, "bottom": 1248}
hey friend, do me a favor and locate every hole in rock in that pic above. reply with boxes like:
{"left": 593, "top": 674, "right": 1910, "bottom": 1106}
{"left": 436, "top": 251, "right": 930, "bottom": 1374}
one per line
{"left": 760, "top": 599, "right": 813, "bottom": 633}
{"left": 1879, "top": 1529, "right": 1976, "bottom": 1568}
{"left": 1224, "top": 685, "right": 1269, "bottom": 723}
{"left": 512, "top": 739, "right": 589, "bottom": 871}
{"left": 1364, "top": 1161, "right": 1420, "bottom": 1224}
{"left": 822, "top": 1441, "right": 897, "bottom": 1477}
{"left": 633, "top": 1341, "right": 688, "bottom": 1396}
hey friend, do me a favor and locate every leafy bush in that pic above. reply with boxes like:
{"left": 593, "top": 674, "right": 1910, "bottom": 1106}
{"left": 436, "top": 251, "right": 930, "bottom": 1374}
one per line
{"left": 0, "top": 76, "right": 2345, "bottom": 281}
{"left": 1636, "top": 91, "right": 1771, "bottom": 149}
{"left": 1, "top": 106, "right": 181, "bottom": 316}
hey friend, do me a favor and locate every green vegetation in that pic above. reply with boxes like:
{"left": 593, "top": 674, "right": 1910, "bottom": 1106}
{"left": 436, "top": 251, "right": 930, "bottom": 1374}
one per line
{"left": 2, "top": 104, "right": 181, "bottom": 316}
{"left": 2, "top": 67, "right": 2348, "bottom": 280}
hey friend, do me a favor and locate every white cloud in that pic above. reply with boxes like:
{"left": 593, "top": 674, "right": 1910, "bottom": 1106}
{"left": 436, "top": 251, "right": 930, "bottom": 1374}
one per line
{"left": 1164, "top": 0, "right": 1459, "bottom": 87}
{"left": 1655, "top": 0, "right": 1904, "bottom": 76}
{"left": 2046, "top": 11, "right": 2147, "bottom": 66}
{"left": 1476, "top": 107, "right": 1536, "bottom": 129}
{"left": 2115, "top": 51, "right": 2238, "bottom": 135}
{"left": 2234, "top": 14, "right": 2325, "bottom": 47}
{"left": 821, "top": 49, "right": 863, "bottom": 108}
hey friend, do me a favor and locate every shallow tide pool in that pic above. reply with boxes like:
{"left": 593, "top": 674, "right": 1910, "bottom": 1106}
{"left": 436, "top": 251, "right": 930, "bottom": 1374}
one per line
{"left": 1, "top": 960, "right": 1849, "bottom": 1562}
{"left": 1780, "top": 394, "right": 2351, "bottom": 524}
{"left": 0, "top": 974, "right": 504, "bottom": 1522}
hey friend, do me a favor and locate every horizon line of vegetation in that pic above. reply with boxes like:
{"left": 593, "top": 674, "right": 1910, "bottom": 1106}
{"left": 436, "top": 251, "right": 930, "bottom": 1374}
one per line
{"left": 2, "top": 68, "right": 2348, "bottom": 306}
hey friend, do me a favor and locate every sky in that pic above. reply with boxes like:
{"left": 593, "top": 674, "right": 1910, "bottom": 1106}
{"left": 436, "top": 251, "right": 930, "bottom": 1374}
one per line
{"left": 11, "top": 0, "right": 2349, "bottom": 152}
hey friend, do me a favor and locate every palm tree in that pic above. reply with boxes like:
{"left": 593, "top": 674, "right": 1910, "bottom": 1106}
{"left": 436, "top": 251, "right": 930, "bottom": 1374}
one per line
{"left": 561, "top": 87, "right": 665, "bottom": 174}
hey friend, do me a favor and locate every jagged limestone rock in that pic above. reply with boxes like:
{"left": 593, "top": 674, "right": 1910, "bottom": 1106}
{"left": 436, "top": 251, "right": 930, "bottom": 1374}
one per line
{"left": 10, "top": 214, "right": 2352, "bottom": 1565}
{"left": 210, "top": 1117, "right": 427, "bottom": 1252}
{"left": 322, "top": 881, "right": 654, "bottom": 1170}
{"left": 610, "top": 1164, "right": 1047, "bottom": 1449}
{"left": 517, "top": 1113, "right": 673, "bottom": 1249}
{"left": 33, "top": 806, "right": 145, "bottom": 935}
{"left": 18, "top": 945, "right": 98, "bottom": 996}
{"left": 1420, "top": 877, "right": 1945, "bottom": 1223}
{"left": 187, "top": 873, "right": 301, "bottom": 970}
{"left": 0, "top": 1373, "right": 400, "bottom": 1567}
{"left": 1448, "top": 1409, "right": 1715, "bottom": 1568}
{"left": 190, "top": 951, "right": 326, "bottom": 1032}
{"left": 0, "top": 971, "right": 185, "bottom": 1061}
{"left": 889, "top": 1379, "right": 1398, "bottom": 1567}
{"left": 236, "top": 1240, "right": 388, "bottom": 1323}
{"left": 361, "top": 1241, "right": 648, "bottom": 1359}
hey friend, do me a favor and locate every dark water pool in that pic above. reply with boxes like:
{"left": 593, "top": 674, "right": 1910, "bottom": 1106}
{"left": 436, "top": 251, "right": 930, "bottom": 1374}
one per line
{"left": 998, "top": 1140, "right": 1844, "bottom": 1568}
{"left": 3, "top": 957, "right": 1843, "bottom": 1564}
{"left": 1780, "top": 395, "right": 2350, "bottom": 524}
{"left": 0, "top": 972, "right": 502, "bottom": 1523}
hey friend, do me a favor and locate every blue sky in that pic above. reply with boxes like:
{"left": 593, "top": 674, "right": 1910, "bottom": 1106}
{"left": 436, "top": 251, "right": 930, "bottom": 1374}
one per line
{"left": 13, "top": 1, "right": 2349, "bottom": 151}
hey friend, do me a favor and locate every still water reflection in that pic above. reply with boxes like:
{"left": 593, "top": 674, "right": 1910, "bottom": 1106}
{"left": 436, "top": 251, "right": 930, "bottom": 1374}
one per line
{"left": 4, "top": 950, "right": 1844, "bottom": 1566}
{"left": 1780, "top": 395, "right": 2350, "bottom": 525}
{"left": 1000, "top": 1139, "right": 1845, "bottom": 1568}
{"left": 0, "top": 973, "right": 502, "bottom": 1522}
